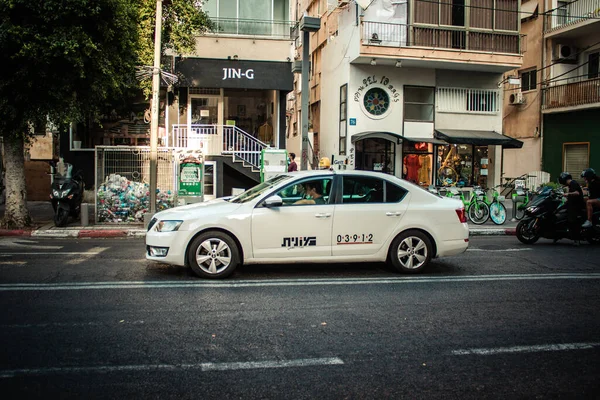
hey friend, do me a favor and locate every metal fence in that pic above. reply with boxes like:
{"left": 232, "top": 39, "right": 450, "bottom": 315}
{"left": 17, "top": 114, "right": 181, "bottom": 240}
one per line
{"left": 544, "top": 0, "right": 600, "bottom": 32}
{"left": 362, "top": 20, "right": 523, "bottom": 55}
{"left": 542, "top": 77, "right": 600, "bottom": 110}
{"left": 436, "top": 87, "right": 500, "bottom": 114}
{"left": 95, "top": 146, "right": 177, "bottom": 224}
{"left": 208, "top": 18, "right": 298, "bottom": 40}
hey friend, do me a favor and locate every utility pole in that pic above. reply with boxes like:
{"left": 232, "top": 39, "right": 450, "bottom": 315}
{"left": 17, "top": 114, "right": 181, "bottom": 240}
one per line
{"left": 299, "top": 15, "right": 320, "bottom": 170}
{"left": 149, "top": 0, "right": 163, "bottom": 215}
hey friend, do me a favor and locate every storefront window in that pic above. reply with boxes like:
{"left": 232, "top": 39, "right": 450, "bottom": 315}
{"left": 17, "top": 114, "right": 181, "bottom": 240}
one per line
{"left": 402, "top": 141, "right": 433, "bottom": 186}
{"left": 70, "top": 93, "right": 166, "bottom": 150}
{"left": 223, "top": 89, "right": 276, "bottom": 146}
{"left": 436, "top": 144, "right": 489, "bottom": 187}
{"left": 355, "top": 138, "right": 395, "bottom": 174}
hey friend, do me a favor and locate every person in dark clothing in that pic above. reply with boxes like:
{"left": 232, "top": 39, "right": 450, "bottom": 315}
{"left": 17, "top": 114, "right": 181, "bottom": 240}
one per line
{"left": 288, "top": 153, "right": 298, "bottom": 172}
{"left": 581, "top": 168, "right": 600, "bottom": 228}
{"left": 559, "top": 172, "right": 584, "bottom": 245}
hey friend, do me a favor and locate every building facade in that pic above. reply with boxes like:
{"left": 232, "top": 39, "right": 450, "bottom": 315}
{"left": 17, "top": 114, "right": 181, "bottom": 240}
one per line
{"left": 503, "top": 0, "right": 599, "bottom": 183}
{"left": 289, "top": 0, "right": 524, "bottom": 189}
{"left": 540, "top": 0, "right": 600, "bottom": 181}
{"left": 58, "top": 0, "right": 295, "bottom": 206}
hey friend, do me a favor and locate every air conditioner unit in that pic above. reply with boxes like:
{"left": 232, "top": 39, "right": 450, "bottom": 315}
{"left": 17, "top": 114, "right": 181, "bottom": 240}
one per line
{"left": 509, "top": 91, "right": 525, "bottom": 105}
{"left": 555, "top": 44, "right": 577, "bottom": 62}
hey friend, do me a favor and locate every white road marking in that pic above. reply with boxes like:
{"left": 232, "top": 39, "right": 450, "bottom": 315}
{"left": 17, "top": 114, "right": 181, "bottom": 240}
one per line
{"left": 2, "top": 320, "right": 146, "bottom": 329}
{"left": 467, "top": 248, "right": 532, "bottom": 252}
{"left": 0, "top": 357, "right": 344, "bottom": 378}
{"left": 66, "top": 247, "right": 108, "bottom": 265}
{"left": 0, "top": 252, "right": 106, "bottom": 256}
{"left": 452, "top": 342, "right": 600, "bottom": 356}
{"left": 0, "top": 274, "right": 598, "bottom": 291}
{"left": 0, "top": 238, "right": 63, "bottom": 250}
{"left": 0, "top": 261, "right": 26, "bottom": 266}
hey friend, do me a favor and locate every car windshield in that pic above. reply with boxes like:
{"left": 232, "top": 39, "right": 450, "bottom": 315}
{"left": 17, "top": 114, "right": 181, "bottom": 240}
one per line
{"left": 229, "top": 174, "right": 292, "bottom": 204}
{"left": 55, "top": 163, "right": 73, "bottom": 180}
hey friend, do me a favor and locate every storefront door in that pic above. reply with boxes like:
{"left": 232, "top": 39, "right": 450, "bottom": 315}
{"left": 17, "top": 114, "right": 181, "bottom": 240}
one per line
{"left": 355, "top": 138, "right": 396, "bottom": 175}
{"left": 187, "top": 95, "right": 223, "bottom": 154}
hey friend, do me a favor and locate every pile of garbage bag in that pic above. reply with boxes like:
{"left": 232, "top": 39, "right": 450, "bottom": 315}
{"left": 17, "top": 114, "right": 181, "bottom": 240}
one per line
{"left": 97, "top": 174, "right": 174, "bottom": 223}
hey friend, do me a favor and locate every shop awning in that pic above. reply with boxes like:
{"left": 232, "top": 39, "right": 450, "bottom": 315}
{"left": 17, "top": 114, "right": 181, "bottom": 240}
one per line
{"left": 351, "top": 131, "right": 403, "bottom": 144}
{"left": 434, "top": 129, "right": 523, "bottom": 148}
{"left": 521, "top": 1, "right": 539, "bottom": 21}
{"left": 403, "top": 137, "right": 448, "bottom": 145}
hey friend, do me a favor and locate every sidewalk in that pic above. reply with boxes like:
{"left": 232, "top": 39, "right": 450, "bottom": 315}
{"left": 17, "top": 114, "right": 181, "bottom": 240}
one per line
{"left": 0, "top": 201, "right": 518, "bottom": 238}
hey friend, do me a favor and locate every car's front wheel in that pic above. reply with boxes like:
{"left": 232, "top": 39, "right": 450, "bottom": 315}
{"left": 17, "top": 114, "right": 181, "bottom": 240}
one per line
{"left": 389, "top": 230, "right": 432, "bottom": 273}
{"left": 187, "top": 231, "right": 240, "bottom": 279}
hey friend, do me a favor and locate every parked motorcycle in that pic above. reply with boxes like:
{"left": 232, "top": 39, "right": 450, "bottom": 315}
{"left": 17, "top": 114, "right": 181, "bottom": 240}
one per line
{"left": 50, "top": 163, "right": 85, "bottom": 227}
{"left": 516, "top": 186, "right": 600, "bottom": 245}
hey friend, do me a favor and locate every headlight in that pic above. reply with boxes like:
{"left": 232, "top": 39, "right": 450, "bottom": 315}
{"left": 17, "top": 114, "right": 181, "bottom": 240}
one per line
{"left": 61, "top": 189, "right": 71, "bottom": 197}
{"left": 526, "top": 206, "right": 539, "bottom": 213}
{"left": 155, "top": 220, "right": 183, "bottom": 232}
{"left": 52, "top": 190, "right": 60, "bottom": 197}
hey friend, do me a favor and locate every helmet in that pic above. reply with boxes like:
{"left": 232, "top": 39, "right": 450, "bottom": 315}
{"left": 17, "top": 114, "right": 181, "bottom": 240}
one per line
{"left": 319, "top": 157, "right": 331, "bottom": 169}
{"left": 558, "top": 172, "right": 572, "bottom": 185}
{"left": 581, "top": 168, "right": 597, "bottom": 179}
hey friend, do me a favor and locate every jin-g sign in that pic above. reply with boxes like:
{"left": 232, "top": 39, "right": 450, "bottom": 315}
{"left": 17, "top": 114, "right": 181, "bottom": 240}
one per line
{"left": 176, "top": 58, "right": 293, "bottom": 90}
{"left": 222, "top": 68, "right": 254, "bottom": 80}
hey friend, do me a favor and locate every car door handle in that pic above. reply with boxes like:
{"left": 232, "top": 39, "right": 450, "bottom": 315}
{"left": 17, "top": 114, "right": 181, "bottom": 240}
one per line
{"left": 386, "top": 212, "right": 401, "bottom": 217}
{"left": 315, "top": 213, "right": 332, "bottom": 219}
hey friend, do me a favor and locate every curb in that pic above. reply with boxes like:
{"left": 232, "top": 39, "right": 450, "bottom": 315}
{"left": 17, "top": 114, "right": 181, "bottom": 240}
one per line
{"left": 470, "top": 228, "right": 516, "bottom": 236}
{"left": 0, "top": 229, "right": 33, "bottom": 237}
{"left": 0, "top": 229, "right": 146, "bottom": 239}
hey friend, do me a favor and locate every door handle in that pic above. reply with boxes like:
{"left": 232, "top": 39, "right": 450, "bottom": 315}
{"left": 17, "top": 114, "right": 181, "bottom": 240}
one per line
{"left": 386, "top": 212, "right": 401, "bottom": 217}
{"left": 315, "top": 213, "right": 332, "bottom": 218}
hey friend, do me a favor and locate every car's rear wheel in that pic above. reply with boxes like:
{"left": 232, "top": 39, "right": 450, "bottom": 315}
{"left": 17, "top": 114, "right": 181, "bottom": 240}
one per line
{"left": 187, "top": 231, "right": 240, "bottom": 279}
{"left": 389, "top": 230, "right": 432, "bottom": 274}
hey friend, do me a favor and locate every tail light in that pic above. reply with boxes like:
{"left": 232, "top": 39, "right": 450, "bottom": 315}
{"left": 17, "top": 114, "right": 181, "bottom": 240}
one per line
{"left": 455, "top": 208, "right": 467, "bottom": 223}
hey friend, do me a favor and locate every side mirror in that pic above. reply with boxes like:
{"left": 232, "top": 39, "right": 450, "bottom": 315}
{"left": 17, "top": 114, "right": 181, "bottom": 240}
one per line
{"left": 263, "top": 195, "right": 283, "bottom": 208}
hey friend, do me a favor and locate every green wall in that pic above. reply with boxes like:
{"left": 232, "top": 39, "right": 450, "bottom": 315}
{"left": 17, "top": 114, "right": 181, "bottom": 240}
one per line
{"left": 542, "top": 109, "right": 600, "bottom": 181}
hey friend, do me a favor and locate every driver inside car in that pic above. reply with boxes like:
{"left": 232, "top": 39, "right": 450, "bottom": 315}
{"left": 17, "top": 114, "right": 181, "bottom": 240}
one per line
{"left": 294, "top": 181, "right": 326, "bottom": 205}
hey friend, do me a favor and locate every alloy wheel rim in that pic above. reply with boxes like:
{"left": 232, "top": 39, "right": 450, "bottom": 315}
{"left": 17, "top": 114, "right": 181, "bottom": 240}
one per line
{"left": 195, "top": 238, "right": 232, "bottom": 274}
{"left": 397, "top": 237, "right": 427, "bottom": 269}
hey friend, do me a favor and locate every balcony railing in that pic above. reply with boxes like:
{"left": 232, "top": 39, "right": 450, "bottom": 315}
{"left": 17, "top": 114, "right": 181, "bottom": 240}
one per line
{"left": 436, "top": 87, "right": 500, "bottom": 114}
{"left": 362, "top": 21, "right": 523, "bottom": 55}
{"left": 542, "top": 77, "right": 600, "bottom": 110}
{"left": 208, "top": 18, "right": 298, "bottom": 40}
{"left": 544, "top": 0, "right": 600, "bottom": 33}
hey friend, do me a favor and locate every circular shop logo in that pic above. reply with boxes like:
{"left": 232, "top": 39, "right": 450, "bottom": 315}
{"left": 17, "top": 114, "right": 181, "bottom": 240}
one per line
{"left": 362, "top": 87, "right": 391, "bottom": 119}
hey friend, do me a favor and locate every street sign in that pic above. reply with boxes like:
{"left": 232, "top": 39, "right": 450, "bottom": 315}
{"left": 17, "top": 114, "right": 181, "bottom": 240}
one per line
{"left": 349, "top": 118, "right": 356, "bottom": 126}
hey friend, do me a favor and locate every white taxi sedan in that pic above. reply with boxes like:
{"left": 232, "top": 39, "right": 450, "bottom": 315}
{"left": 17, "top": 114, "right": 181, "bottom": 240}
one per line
{"left": 146, "top": 170, "right": 469, "bottom": 278}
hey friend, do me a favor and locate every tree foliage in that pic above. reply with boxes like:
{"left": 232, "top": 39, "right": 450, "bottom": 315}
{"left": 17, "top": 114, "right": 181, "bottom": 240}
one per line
{"left": 0, "top": 0, "right": 213, "bottom": 227}
{"left": 0, "top": 0, "right": 140, "bottom": 139}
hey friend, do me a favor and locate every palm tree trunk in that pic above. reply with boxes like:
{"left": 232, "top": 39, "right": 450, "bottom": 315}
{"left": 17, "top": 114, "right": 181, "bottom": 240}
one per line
{"left": 1, "top": 136, "right": 31, "bottom": 228}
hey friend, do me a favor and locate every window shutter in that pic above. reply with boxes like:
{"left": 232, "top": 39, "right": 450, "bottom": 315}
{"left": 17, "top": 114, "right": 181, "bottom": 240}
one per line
{"left": 564, "top": 143, "right": 589, "bottom": 183}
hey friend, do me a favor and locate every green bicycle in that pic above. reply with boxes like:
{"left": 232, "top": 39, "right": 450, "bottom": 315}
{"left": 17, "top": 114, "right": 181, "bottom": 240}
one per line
{"left": 443, "top": 186, "right": 490, "bottom": 225}
{"left": 480, "top": 185, "right": 507, "bottom": 225}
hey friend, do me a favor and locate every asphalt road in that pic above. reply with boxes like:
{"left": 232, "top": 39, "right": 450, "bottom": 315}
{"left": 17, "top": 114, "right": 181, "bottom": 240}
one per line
{"left": 0, "top": 236, "right": 599, "bottom": 399}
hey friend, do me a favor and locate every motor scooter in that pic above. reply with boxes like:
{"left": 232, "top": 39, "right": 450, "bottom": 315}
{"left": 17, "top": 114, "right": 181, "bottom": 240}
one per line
{"left": 516, "top": 186, "right": 600, "bottom": 245}
{"left": 50, "top": 163, "right": 85, "bottom": 227}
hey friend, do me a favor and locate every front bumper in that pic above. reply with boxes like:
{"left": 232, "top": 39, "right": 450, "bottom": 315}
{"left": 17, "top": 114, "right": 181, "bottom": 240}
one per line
{"left": 146, "top": 230, "right": 188, "bottom": 266}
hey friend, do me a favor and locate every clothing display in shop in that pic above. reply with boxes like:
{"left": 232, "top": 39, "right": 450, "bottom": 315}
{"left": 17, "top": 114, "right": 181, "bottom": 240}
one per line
{"left": 404, "top": 154, "right": 421, "bottom": 183}
{"left": 418, "top": 155, "right": 431, "bottom": 185}
{"left": 258, "top": 122, "right": 273, "bottom": 145}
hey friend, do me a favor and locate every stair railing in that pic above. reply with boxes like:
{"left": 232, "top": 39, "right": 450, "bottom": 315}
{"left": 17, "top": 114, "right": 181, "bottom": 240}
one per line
{"left": 172, "top": 124, "right": 269, "bottom": 169}
{"left": 222, "top": 125, "right": 269, "bottom": 169}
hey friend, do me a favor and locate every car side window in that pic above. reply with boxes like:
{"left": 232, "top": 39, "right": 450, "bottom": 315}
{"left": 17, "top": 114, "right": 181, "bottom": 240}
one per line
{"left": 276, "top": 178, "right": 333, "bottom": 206}
{"left": 342, "top": 176, "right": 384, "bottom": 204}
{"left": 385, "top": 182, "right": 408, "bottom": 203}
